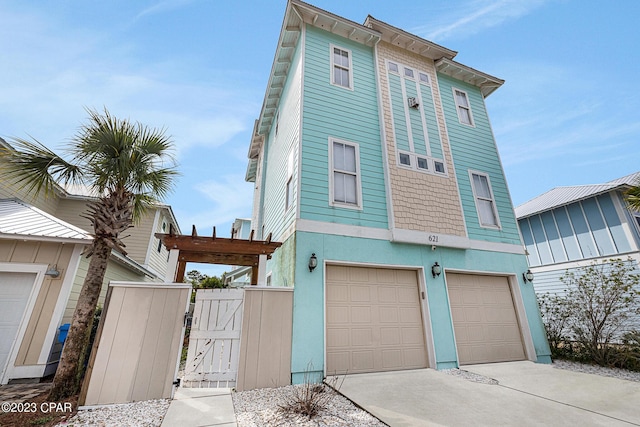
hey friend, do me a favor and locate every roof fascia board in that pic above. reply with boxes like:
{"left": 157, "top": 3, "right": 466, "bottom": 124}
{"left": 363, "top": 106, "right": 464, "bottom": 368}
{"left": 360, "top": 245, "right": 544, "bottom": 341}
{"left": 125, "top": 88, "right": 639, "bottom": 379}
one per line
{"left": 435, "top": 58, "right": 504, "bottom": 97}
{"left": 364, "top": 15, "right": 457, "bottom": 61}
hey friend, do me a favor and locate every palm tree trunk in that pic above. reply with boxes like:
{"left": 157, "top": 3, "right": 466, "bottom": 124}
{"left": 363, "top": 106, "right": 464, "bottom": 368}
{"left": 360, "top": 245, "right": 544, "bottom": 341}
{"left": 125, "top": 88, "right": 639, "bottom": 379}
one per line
{"left": 49, "top": 239, "right": 111, "bottom": 401}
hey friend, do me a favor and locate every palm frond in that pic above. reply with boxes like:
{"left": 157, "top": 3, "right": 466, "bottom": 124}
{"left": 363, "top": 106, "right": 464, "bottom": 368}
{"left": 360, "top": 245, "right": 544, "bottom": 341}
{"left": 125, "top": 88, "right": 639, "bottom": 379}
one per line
{"left": 625, "top": 184, "right": 640, "bottom": 212}
{"left": 0, "top": 136, "right": 82, "bottom": 197}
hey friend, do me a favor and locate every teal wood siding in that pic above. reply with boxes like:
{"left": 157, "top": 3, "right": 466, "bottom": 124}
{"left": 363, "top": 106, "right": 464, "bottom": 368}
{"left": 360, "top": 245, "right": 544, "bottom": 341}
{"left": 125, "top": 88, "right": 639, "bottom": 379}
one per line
{"left": 518, "top": 192, "right": 634, "bottom": 267}
{"left": 389, "top": 74, "right": 410, "bottom": 152}
{"left": 421, "top": 84, "right": 443, "bottom": 159}
{"left": 262, "top": 41, "right": 303, "bottom": 241}
{"left": 437, "top": 74, "right": 521, "bottom": 244}
{"left": 299, "top": 25, "right": 388, "bottom": 229}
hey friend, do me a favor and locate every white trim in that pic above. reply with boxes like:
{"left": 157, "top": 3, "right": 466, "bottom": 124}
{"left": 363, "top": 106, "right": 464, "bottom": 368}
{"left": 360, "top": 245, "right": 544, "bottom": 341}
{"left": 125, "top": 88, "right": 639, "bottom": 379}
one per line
{"left": 329, "top": 44, "right": 353, "bottom": 90}
{"left": 297, "top": 218, "right": 391, "bottom": 240}
{"left": 0, "top": 263, "right": 47, "bottom": 384}
{"left": 294, "top": 219, "right": 525, "bottom": 254}
{"left": 452, "top": 87, "right": 475, "bottom": 127}
{"left": 399, "top": 70, "right": 415, "bottom": 152}
{"left": 295, "top": 27, "right": 305, "bottom": 223}
{"left": 0, "top": 234, "right": 90, "bottom": 245}
{"left": 328, "top": 138, "right": 363, "bottom": 210}
{"left": 374, "top": 43, "right": 396, "bottom": 232}
{"left": 529, "top": 251, "right": 640, "bottom": 274}
{"left": 469, "top": 170, "right": 502, "bottom": 230}
{"left": 5, "top": 364, "right": 46, "bottom": 380}
{"left": 37, "top": 244, "right": 85, "bottom": 365}
{"left": 109, "top": 281, "right": 192, "bottom": 289}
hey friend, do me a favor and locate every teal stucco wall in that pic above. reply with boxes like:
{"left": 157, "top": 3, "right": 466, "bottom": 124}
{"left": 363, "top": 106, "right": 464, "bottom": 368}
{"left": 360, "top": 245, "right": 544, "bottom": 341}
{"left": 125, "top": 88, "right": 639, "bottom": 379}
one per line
{"left": 289, "top": 230, "right": 551, "bottom": 383}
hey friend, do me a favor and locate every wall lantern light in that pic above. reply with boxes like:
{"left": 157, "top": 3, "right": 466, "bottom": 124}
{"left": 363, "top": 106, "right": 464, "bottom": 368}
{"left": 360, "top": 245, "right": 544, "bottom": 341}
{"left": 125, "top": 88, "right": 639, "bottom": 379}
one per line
{"left": 309, "top": 253, "right": 318, "bottom": 272}
{"left": 45, "top": 264, "right": 60, "bottom": 278}
{"left": 523, "top": 269, "right": 534, "bottom": 283}
{"left": 431, "top": 262, "right": 441, "bottom": 278}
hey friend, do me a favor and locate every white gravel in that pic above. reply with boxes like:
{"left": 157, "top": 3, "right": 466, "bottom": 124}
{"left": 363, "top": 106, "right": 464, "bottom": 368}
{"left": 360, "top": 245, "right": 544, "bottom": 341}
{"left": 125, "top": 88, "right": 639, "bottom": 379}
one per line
{"left": 552, "top": 359, "right": 640, "bottom": 382}
{"left": 232, "top": 383, "right": 386, "bottom": 427}
{"left": 55, "top": 399, "right": 170, "bottom": 427}
{"left": 54, "top": 361, "right": 640, "bottom": 426}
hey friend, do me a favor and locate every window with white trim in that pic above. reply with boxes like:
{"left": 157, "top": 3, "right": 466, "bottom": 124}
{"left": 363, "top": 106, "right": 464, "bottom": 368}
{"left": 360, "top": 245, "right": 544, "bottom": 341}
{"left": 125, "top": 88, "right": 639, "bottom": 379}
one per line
{"left": 470, "top": 171, "right": 500, "bottom": 228}
{"left": 285, "top": 149, "right": 294, "bottom": 211}
{"left": 331, "top": 45, "right": 352, "bottom": 89}
{"left": 330, "top": 140, "right": 361, "bottom": 208}
{"left": 453, "top": 88, "right": 474, "bottom": 126}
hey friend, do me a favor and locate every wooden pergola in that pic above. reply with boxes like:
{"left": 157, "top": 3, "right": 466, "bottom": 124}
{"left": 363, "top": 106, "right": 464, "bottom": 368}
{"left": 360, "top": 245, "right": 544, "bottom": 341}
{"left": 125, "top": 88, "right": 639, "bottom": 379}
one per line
{"left": 156, "top": 226, "right": 282, "bottom": 285}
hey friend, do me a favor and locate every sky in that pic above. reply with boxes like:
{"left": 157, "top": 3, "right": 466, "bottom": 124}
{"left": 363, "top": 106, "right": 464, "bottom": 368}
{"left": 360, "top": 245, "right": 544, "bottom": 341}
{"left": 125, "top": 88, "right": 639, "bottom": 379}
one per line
{"left": 1, "top": 0, "right": 639, "bottom": 277}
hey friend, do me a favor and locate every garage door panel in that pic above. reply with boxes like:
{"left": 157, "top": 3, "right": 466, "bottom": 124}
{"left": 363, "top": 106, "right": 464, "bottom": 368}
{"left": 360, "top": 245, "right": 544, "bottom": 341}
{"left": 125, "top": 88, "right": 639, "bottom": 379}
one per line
{"left": 350, "top": 286, "right": 372, "bottom": 302}
{"left": 326, "top": 266, "right": 427, "bottom": 374}
{"left": 326, "top": 284, "right": 348, "bottom": 302}
{"left": 379, "top": 307, "right": 399, "bottom": 323}
{"left": 326, "top": 306, "right": 349, "bottom": 324}
{"left": 327, "top": 328, "right": 350, "bottom": 347}
{"left": 378, "top": 286, "right": 398, "bottom": 302}
{"left": 351, "top": 306, "right": 372, "bottom": 323}
{"left": 447, "top": 273, "right": 525, "bottom": 365}
{"left": 352, "top": 329, "right": 373, "bottom": 346}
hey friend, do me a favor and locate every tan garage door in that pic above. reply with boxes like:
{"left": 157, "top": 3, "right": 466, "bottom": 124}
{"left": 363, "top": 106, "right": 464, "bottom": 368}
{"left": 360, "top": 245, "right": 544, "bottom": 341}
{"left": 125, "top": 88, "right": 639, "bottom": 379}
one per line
{"left": 326, "top": 265, "right": 427, "bottom": 375}
{"left": 447, "top": 273, "right": 525, "bottom": 365}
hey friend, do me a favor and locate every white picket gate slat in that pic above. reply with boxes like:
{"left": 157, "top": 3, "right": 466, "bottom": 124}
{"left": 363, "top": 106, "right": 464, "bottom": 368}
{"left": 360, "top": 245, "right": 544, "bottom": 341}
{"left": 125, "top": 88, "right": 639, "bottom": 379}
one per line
{"left": 182, "top": 288, "right": 244, "bottom": 388}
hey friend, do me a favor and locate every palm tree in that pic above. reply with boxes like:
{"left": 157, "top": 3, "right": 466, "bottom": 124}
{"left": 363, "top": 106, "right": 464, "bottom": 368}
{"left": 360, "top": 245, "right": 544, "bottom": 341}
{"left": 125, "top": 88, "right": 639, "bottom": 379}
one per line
{"left": 626, "top": 183, "right": 640, "bottom": 212}
{"left": 0, "top": 108, "right": 178, "bottom": 399}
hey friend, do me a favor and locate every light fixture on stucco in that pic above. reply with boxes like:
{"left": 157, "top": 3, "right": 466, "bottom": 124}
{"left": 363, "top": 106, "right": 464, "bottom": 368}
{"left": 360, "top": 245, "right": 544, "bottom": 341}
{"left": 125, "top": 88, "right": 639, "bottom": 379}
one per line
{"left": 431, "top": 262, "right": 441, "bottom": 278}
{"left": 309, "top": 253, "right": 318, "bottom": 272}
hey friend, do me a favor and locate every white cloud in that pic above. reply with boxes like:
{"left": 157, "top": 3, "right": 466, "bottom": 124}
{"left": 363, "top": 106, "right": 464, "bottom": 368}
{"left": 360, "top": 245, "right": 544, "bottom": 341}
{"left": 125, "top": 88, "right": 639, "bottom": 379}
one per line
{"left": 178, "top": 174, "right": 254, "bottom": 231}
{"left": 412, "top": 0, "right": 549, "bottom": 41}
{"left": 135, "top": 0, "right": 198, "bottom": 20}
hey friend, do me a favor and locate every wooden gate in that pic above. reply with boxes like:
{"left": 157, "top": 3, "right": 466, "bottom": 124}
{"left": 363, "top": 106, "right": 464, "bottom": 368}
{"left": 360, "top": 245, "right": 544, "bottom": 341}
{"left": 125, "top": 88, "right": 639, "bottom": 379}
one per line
{"left": 182, "top": 288, "right": 244, "bottom": 388}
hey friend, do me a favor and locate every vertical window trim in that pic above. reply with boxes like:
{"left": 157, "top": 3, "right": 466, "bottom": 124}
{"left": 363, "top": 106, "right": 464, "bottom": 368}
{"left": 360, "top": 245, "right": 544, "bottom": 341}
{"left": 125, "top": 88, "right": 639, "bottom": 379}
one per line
{"left": 285, "top": 149, "right": 294, "bottom": 212}
{"left": 330, "top": 44, "right": 354, "bottom": 90}
{"left": 329, "top": 138, "right": 362, "bottom": 210}
{"left": 469, "top": 170, "right": 501, "bottom": 229}
{"left": 453, "top": 87, "right": 475, "bottom": 127}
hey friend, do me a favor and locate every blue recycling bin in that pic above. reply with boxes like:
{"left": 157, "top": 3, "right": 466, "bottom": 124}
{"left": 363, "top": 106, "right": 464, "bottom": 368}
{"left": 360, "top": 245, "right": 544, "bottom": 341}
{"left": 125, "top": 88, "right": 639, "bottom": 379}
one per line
{"left": 58, "top": 323, "right": 70, "bottom": 343}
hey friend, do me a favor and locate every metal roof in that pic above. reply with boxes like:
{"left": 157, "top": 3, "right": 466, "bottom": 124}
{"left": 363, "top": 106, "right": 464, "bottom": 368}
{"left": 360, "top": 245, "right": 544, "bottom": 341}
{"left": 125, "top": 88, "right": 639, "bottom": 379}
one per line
{"left": 515, "top": 171, "right": 640, "bottom": 219}
{"left": 0, "top": 198, "right": 93, "bottom": 243}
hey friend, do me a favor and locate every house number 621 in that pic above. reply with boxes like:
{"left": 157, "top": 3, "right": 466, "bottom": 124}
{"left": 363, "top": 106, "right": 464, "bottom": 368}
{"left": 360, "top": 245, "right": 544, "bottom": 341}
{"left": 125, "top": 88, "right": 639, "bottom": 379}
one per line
{"left": 428, "top": 235, "right": 439, "bottom": 243}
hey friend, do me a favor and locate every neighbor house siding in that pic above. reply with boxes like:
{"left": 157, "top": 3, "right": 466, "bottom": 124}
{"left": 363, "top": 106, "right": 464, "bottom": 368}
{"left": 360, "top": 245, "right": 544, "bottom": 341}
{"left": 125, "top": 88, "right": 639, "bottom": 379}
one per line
{"left": 299, "top": 25, "right": 387, "bottom": 229}
{"left": 437, "top": 74, "right": 520, "bottom": 244}
{"left": 519, "top": 192, "right": 635, "bottom": 267}
{"left": 0, "top": 240, "right": 75, "bottom": 366}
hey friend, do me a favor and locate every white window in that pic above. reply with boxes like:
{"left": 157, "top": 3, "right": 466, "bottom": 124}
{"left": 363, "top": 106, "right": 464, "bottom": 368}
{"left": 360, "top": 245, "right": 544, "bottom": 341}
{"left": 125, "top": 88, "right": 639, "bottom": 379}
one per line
{"left": 285, "top": 149, "right": 294, "bottom": 211}
{"left": 453, "top": 88, "right": 474, "bottom": 126}
{"left": 417, "top": 156, "right": 429, "bottom": 170}
{"left": 419, "top": 72, "right": 430, "bottom": 84}
{"left": 399, "top": 152, "right": 411, "bottom": 166}
{"left": 330, "top": 139, "right": 361, "bottom": 208}
{"left": 388, "top": 62, "right": 399, "bottom": 73}
{"left": 331, "top": 45, "right": 353, "bottom": 89}
{"left": 470, "top": 171, "right": 500, "bottom": 228}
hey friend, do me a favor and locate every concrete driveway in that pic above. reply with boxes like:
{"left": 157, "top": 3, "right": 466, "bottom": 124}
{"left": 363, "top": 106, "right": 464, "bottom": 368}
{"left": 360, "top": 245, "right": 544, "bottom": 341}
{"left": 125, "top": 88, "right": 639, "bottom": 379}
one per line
{"left": 337, "top": 361, "right": 640, "bottom": 426}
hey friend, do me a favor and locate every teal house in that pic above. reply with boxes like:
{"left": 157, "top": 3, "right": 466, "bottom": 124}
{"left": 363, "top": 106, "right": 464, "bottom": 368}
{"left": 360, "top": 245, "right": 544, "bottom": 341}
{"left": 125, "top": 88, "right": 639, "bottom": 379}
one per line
{"left": 246, "top": 0, "right": 551, "bottom": 383}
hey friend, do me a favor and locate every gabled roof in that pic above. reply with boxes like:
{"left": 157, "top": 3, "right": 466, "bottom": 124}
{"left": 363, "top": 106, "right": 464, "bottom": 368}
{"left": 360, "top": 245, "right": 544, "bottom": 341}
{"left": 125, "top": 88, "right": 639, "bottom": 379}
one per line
{"left": 0, "top": 198, "right": 92, "bottom": 243}
{"left": 515, "top": 171, "right": 640, "bottom": 219}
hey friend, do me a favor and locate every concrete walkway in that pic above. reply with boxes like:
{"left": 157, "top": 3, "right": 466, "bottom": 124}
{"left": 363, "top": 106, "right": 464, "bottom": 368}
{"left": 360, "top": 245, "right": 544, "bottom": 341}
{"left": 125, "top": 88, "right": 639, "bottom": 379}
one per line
{"left": 338, "top": 361, "right": 640, "bottom": 427}
{"left": 161, "top": 387, "right": 237, "bottom": 427}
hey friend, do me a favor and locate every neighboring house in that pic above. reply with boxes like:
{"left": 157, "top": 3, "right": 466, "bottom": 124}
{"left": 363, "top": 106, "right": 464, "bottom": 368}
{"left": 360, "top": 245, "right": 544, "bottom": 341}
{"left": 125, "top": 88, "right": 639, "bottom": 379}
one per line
{"left": 0, "top": 137, "right": 181, "bottom": 384}
{"left": 515, "top": 171, "right": 640, "bottom": 297}
{"left": 225, "top": 218, "right": 253, "bottom": 287}
{"left": 246, "top": 0, "right": 550, "bottom": 383}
